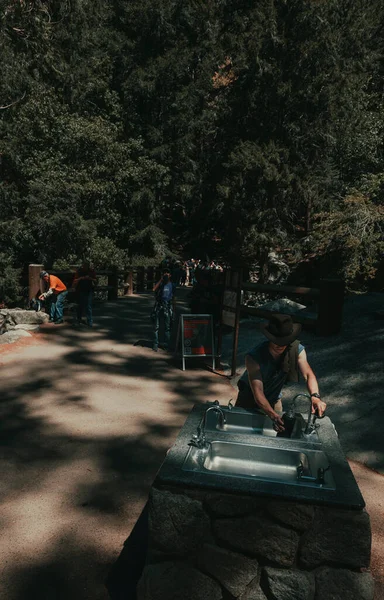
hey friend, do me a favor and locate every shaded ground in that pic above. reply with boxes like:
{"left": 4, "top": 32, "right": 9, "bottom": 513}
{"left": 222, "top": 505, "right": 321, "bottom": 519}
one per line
{"left": 0, "top": 290, "right": 383, "bottom": 599}
{"left": 349, "top": 461, "right": 384, "bottom": 600}
{"left": 0, "top": 290, "right": 233, "bottom": 600}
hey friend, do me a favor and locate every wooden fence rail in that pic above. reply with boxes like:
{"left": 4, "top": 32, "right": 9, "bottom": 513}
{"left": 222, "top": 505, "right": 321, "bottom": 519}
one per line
{"left": 241, "top": 278, "right": 344, "bottom": 336}
{"left": 28, "top": 264, "right": 163, "bottom": 302}
{"left": 28, "top": 264, "right": 345, "bottom": 337}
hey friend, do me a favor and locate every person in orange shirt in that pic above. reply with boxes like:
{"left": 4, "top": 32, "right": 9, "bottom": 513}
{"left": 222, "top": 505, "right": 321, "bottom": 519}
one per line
{"left": 39, "top": 271, "right": 68, "bottom": 324}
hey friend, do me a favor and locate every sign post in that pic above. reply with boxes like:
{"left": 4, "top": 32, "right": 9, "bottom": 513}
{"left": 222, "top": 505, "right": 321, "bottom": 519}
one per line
{"left": 217, "top": 269, "right": 242, "bottom": 377}
{"left": 175, "top": 314, "right": 215, "bottom": 371}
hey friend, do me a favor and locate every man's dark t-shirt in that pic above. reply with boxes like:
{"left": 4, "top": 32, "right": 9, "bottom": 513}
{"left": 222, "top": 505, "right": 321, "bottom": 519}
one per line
{"left": 238, "top": 341, "right": 305, "bottom": 405}
{"left": 75, "top": 268, "right": 96, "bottom": 293}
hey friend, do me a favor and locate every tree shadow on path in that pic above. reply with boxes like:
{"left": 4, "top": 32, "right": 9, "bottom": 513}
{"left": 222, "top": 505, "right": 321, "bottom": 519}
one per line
{"left": 0, "top": 290, "right": 232, "bottom": 600}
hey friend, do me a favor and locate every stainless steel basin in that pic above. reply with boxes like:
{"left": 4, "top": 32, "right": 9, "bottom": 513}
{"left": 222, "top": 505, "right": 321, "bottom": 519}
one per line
{"left": 203, "top": 408, "right": 321, "bottom": 444}
{"left": 183, "top": 440, "right": 335, "bottom": 489}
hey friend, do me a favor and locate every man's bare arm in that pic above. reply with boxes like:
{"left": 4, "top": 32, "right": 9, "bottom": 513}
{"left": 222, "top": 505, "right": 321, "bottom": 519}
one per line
{"left": 153, "top": 279, "right": 162, "bottom": 292}
{"left": 298, "top": 349, "right": 327, "bottom": 416}
{"left": 246, "top": 355, "right": 284, "bottom": 430}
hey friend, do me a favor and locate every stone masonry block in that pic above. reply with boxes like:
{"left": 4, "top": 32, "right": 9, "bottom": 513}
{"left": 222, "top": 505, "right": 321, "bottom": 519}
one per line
{"left": 200, "top": 543, "right": 259, "bottom": 598}
{"left": 266, "top": 500, "right": 314, "bottom": 532}
{"left": 300, "top": 507, "right": 371, "bottom": 569}
{"left": 315, "top": 566, "right": 374, "bottom": 600}
{"left": 213, "top": 515, "right": 300, "bottom": 567}
{"left": 148, "top": 488, "right": 212, "bottom": 558}
{"left": 238, "top": 578, "right": 268, "bottom": 600}
{"left": 262, "top": 566, "right": 315, "bottom": 600}
{"left": 137, "top": 561, "right": 223, "bottom": 600}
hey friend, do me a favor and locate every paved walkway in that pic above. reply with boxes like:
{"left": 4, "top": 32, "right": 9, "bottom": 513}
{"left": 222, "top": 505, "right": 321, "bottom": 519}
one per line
{"left": 0, "top": 291, "right": 383, "bottom": 599}
{"left": 0, "top": 292, "right": 233, "bottom": 600}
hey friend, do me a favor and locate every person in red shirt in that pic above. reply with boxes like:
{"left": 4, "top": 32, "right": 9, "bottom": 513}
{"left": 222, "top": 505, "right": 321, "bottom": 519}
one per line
{"left": 39, "top": 271, "right": 68, "bottom": 324}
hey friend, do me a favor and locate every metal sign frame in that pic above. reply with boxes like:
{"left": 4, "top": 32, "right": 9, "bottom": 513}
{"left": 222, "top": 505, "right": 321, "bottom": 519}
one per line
{"left": 217, "top": 268, "right": 243, "bottom": 376}
{"left": 175, "top": 314, "right": 216, "bottom": 371}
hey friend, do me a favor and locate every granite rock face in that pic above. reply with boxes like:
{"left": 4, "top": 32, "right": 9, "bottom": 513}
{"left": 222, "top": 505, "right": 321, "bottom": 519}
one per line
{"left": 148, "top": 488, "right": 212, "bottom": 558}
{"left": 200, "top": 543, "right": 259, "bottom": 597}
{"left": 1, "top": 309, "right": 49, "bottom": 325}
{"left": 314, "top": 566, "right": 375, "bottom": 600}
{"left": 266, "top": 501, "right": 314, "bottom": 532}
{"left": 300, "top": 508, "right": 371, "bottom": 568}
{"left": 262, "top": 567, "right": 315, "bottom": 600}
{"left": 137, "top": 562, "right": 223, "bottom": 600}
{"left": 213, "top": 515, "right": 300, "bottom": 566}
{"left": 14, "top": 324, "right": 40, "bottom": 331}
{"left": 0, "top": 330, "right": 32, "bottom": 344}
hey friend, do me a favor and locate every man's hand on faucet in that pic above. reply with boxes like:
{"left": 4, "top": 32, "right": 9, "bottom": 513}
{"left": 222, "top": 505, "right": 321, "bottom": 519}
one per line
{"left": 311, "top": 398, "right": 327, "bottom": 417}
{"left": 271, "top": 413, "right": 285, "bottom": 433}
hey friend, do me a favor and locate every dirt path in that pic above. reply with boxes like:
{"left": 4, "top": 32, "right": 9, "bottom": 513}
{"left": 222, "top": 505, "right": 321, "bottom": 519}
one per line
{"left": 349, "top": 461, "right": 384, "bottom": 600}
{"left": 0, "top": 293, "right": 233, "bottom": 599}
{"left": 0, "top": 292, "right": 382, "bottom": 599}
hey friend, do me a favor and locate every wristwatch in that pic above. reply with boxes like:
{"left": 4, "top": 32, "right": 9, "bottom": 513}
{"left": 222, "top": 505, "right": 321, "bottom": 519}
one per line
{"left": 310, "top": 393, "right": 321, "bottom": 399}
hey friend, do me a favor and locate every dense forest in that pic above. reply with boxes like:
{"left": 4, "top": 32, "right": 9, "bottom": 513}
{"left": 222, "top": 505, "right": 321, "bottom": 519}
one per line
{"left": 1, "top": 0, "right": 383, "bottom": 303}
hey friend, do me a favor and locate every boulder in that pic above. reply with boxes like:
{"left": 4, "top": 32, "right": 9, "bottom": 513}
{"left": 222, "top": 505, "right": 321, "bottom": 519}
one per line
{"left": 258, "top": 298, "right": 306, "bottom": 315}
{"left": 0, "top": 311, "right": 15, "bottom": 331}
{"left": 199, "top": 543, "right": 259, "bottom": 597}
{"left": 6, "top": 309, "right": 49, "bottom": 325}
{"left": 0, "top": 330, "right": 32, "bottom": 345}
{"left": 136, "top": 562, "right": 222, "bottom": 600}
{"left": 14, "top": 324, "right": 40, "bottom": 331}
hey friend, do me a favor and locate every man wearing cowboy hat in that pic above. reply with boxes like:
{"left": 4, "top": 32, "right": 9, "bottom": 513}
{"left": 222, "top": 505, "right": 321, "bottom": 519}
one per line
{"left": 236, "top": 313, "right": 326, "bottom": 432}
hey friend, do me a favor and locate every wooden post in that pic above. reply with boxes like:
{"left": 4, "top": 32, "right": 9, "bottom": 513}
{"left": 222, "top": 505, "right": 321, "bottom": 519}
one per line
{"left": 124, "top": 270, "right": 133, "bottom": 296}
{"left": 231, "top": 269, "right": 243, "bottom": 377}
{"left": 216, "top": 283, "right": 225, "bottom": 369}
{"left": 108, "top": 270, "right": 118, "bottom": 301}
{"left": 147, "top": 267, "right": 154, "bottom": 291}
{"left": 317, "top": 278, "right": 345, "bottom": 336}
{"left": 29, "top": 264, "right": 44, "bottom": 301}
{"left": 137, "top": 267, "right": 145, "bottom": 293}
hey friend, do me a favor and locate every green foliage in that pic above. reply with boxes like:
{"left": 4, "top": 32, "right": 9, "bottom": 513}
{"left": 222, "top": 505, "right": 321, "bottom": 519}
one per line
{"left": 87, "top": 237, "right": 127, "bottom": 269}
{"left": 1, "top": 0, "right": 384, "bottom": 301}
{"left": 311, "top": 194, "right": 384, "bottom": 289}
{"left": 0, "top": 253, "right": 23, "bottom": 306}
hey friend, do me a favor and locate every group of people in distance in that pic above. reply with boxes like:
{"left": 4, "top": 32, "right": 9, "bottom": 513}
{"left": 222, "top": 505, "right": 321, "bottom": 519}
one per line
{"left": 160, "top": 257, "right": 224, "bottom": 288}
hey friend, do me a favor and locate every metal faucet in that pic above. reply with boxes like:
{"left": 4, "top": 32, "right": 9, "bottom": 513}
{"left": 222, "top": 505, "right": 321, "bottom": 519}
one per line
{"left": 190, "top": 405, "right": 227, "bottom": 449}
{"left": 290, "top": 393, "right": 313, "bottom": 435}
{"left": 297, "top": 461, "right": 331, "bottom": 485}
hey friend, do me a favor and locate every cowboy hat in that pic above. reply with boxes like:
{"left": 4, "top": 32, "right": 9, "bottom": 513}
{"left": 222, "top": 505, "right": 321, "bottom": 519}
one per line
{"left": 260, "top": 313, "right": 301, "bottom": 346}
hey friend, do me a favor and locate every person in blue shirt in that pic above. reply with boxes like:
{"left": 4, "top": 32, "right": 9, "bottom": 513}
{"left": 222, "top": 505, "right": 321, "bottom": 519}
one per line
{"left": 151, "top": 269, "right": 176, "bottom": 352}
{"left": 236, "top": 313, "right": 326, "bottom": 433}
